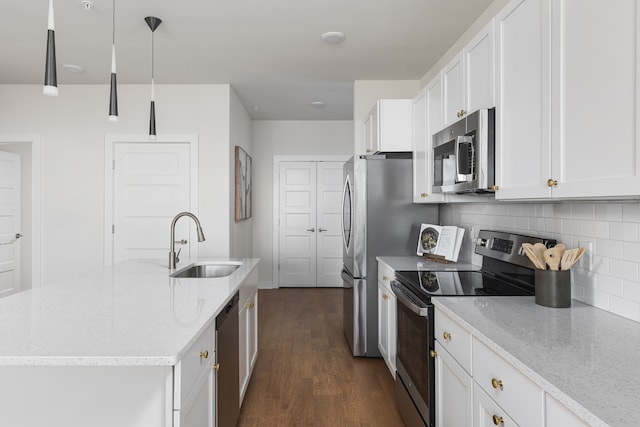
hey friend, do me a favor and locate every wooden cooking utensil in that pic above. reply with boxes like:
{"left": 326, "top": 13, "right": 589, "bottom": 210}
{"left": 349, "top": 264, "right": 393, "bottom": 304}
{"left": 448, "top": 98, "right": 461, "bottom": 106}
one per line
{"left": 533, "top": 243, "right": 548, "bottom": 268}
{"left": 544, "top": 246, "right": 562, "bottom": 271}
{"left": 522, "top": 243, "right": 545, "bottom": 269}
{"left": 560, "top": 247, "right": 585, "bottom": 270}
{"left": 555, "top": 243, "right": 566, "bottom": 257}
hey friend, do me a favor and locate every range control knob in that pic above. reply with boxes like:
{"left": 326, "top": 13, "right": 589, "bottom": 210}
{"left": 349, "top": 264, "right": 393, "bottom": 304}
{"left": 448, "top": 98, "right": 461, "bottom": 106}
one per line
{"left": 475, "top": 238, "right": 488, "bottom": 247}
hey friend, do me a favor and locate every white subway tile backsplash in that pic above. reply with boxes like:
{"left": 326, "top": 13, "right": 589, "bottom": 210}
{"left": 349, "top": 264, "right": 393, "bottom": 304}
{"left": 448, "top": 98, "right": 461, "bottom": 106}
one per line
{"left": 609, "top": 296, "right": 639, "bottom": 322}
{"left": 571, "top": 203, "right": 595, "bottom": 220}
{"left": 595, "top": 203, "right": 623, "bottom": 222}
{"left": 609, "top": 259, "right": 639, "bottom": 282}
{"left": 610, "top": 222, "right": 639, "bottom": 242}
{"left": 441, "top": 201, "right": 640, "bottom": 322}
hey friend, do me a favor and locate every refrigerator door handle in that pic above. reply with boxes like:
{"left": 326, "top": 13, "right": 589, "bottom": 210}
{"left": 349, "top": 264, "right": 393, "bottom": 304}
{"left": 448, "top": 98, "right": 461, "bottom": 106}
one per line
{"left": 341, "top": 175, "right": 351, "bottom": 252}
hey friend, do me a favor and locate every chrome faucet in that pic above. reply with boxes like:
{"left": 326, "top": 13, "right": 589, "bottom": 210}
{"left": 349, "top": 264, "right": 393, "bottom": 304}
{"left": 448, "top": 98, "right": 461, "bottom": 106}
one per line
{"left": 169, "top": 212, "right": 206, "bottom": 269}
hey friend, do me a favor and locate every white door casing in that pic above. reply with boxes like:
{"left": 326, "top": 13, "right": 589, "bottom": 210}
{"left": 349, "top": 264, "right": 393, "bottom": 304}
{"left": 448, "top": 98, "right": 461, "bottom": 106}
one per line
{"left": 278, "top": 161, "right": 317, "bottom": 287}
{"left": 104, "top": 135, "right": 199, "bottom": 267}
{"left": 315, "top": 162, "right": 343, "bottom": 287}
{"left": 0, "top": 151, "right": 21, "bottom": 296}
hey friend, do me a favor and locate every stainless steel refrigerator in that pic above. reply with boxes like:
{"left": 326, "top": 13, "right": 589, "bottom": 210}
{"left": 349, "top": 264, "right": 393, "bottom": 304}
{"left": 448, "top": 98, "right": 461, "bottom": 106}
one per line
{"left": 341, "top": 153, "right": 439, "bottom": 357}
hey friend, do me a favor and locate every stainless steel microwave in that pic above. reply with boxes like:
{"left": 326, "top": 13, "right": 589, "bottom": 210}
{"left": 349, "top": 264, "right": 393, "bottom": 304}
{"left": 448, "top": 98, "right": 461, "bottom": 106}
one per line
{"left": 432, "top": 108, "right": 495, "bottom": 194}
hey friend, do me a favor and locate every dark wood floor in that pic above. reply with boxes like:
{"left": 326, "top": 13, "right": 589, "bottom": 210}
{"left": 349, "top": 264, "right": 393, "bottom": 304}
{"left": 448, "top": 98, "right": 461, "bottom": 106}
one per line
{"left": 238, "top": 288, "right": 404, "bottom": 427}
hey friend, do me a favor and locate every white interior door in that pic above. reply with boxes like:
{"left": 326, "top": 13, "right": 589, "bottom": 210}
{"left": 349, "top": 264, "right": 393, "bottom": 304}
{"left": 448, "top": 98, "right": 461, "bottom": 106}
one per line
{"left": 278, "top": 162, "right": 317, "bottom": 287}
{"left": 0, "top": 151, "right": 21, "bottom": 296}
{"left": 316, "top": 162, "right": 343, "bottom": 287}
{"left": 112, "top": 143, "right": 191, "bottom": 264}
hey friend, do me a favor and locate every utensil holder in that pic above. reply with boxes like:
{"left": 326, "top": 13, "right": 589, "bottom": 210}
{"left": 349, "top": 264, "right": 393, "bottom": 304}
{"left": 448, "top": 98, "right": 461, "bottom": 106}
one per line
{"left": 535, "top": 270, "right": 571, "bottom": 308}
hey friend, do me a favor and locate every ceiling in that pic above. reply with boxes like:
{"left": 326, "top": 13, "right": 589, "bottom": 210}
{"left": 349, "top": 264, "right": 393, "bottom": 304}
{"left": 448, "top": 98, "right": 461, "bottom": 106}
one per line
{"left": 0, "top": 0, "right": 494, "bottom": 120}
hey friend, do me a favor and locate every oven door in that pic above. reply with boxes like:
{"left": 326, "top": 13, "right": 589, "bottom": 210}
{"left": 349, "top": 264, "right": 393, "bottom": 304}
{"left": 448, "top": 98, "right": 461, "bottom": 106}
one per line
{"left": 391, "top": 281, "right": 434, "bottom": 427}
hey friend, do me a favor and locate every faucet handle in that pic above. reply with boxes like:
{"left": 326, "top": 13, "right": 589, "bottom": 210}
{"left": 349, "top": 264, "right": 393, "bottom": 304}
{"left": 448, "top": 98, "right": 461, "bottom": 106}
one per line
{"left": 175, "top": 248, "right": 181, "bottom": 264}
{"left": 174, "top": 239, "right": 188, "bottom": 245}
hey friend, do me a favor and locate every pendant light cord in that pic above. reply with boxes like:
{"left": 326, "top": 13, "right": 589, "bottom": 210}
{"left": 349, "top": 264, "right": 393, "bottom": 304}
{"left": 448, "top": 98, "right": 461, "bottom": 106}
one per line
{"left": 112, "top": 0, "right": 115, "bottom": 45}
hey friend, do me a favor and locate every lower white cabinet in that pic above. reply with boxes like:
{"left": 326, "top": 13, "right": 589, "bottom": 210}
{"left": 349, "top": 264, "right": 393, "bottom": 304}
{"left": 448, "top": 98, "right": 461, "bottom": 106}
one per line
{"left": 434, "top": 341, "right": 473, "bottom": 427}
{"left": 239, "top": 290, "right": 258, "bottom": 404}
{"left": 473, "top": 383, "right": 518, "bottom": 427}
{"left": 545, "top": 394, "right": 589, "bottom": 427}
{"left": 377, "top": 261, "right": 397, "bottom": 378}
{"left": 175, "top": 357, "right": 215, "bottom": 427}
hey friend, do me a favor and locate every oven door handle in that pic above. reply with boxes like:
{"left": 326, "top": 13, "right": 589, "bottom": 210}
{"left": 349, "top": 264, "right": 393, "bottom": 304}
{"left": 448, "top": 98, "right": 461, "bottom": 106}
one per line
{"left": 391, "top": 282, "right": 430, "bottom": 317}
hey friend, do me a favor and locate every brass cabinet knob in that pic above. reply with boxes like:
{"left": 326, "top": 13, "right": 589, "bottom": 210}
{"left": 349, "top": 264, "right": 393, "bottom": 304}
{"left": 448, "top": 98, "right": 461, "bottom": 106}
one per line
{"left": 382, "top": 276, "right": 389, "bottom": 281}
{"left": 490, "top": 185, "right": 499, "bottom": 191}
{"left": 460, "top": 109, "right": 466, "bottom": 116}
{"left": 213, "top": 363, "right": 220, "bottom": 372}
{"left": 442, "top": 331, "right": 452, "bottom": 341}
{"left": 382, "top": 294, "right": 389, "bottom": 300}
{"left": 491, "top": 378, "right": 503, "bottom": 390}
{"left": 492, "top": 415, "right": 504, "bottom": 425}
{"left": 200, "top": 350, "right": 209, "bottom": 359}
{"left": 420, "top": 193, "right": 428, "bottom": 198}
{"left": 547, "top": 178, "right": 558, "bottom": 187}
{"left": 249, "top": 301, "right": 255, "bottom": 309}
{"left": 429, "top": 350, "right": 438, "bottom": 358}
{"left": 366, "top": 149, "right": 373, "bottom": 153}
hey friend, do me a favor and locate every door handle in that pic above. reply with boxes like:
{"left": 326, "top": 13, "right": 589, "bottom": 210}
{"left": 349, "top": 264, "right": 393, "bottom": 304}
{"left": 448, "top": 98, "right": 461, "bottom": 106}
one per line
{"left": 318, "top": 228, "right": 327, "bottom": 232}
{"left": 15, "top": 233, "right": 23, "bottom": 239}
{"left": 306, "top": 228, "right": 316, "bottom": 232}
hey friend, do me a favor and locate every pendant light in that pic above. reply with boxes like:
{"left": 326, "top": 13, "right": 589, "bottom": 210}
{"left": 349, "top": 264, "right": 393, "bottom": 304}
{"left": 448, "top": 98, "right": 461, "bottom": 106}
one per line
{"left": 43, "top": 0, "right": 58, "bottom": 96}
{"left": 108, "top": 0, "right": 118, "bottom": 121}
{"left": 145, "top": 16, "right": 162, "bottom": 140}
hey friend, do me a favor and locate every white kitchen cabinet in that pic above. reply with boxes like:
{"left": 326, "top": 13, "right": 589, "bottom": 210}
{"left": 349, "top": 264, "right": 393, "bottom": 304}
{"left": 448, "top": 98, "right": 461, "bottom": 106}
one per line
{"left": 473, "top": 383, "right": 518, "bottom": 427}
{"left": 549, "top": 0, "right": 640, "bottom": 198}
{"left": 175, "top": 359, "right": 215, "bottom": 427}
{"left": 239, "top": 290, "right": 258, "bottom": 404}
{"left": 413, "top": 76, "right": 446, "bottom": 204}
{"left": 434, "top": 341, "right": 473, "bottom": 427}
{"left": 545, "top": 394, "right": 589, "bottom": 427}
{"left": 364, "top": 99, "right": 413, "bottom": 154}
{"left": 496, "top": 0, "right": 640, "bottom": 200}
{"left": 494, "top": 0, "right": 552, "bottom": 200}
{"left": 377, "top": 261, "right": 397, "bottom": 378}
{"left": 442, "top": 21, "right": 495, "bottom": 128}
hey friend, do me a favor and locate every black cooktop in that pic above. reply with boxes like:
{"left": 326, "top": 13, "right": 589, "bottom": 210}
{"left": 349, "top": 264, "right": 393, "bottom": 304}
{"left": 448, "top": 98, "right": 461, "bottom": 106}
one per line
{"left": 394, "top": 268, "right": 534, "bottom": 304}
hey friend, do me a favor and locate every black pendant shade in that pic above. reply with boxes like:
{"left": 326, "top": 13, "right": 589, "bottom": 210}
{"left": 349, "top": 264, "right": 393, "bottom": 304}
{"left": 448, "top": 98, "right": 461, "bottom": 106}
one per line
{"left": 145, "top": 16, "right": 162, "bottom": 139}
{"left": 43, "top": 0, "right": 58, "bottom": 96}
{"left": 108, "top": 0, "right": 118, "bottom": 121}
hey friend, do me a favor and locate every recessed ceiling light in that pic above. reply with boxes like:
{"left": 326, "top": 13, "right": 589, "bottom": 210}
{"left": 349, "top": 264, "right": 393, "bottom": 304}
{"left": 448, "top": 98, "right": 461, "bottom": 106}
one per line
{"left": 321, "top": 32, "right": 345, "bottom": 45}
{"left": 81, "top": 1, "right": 94, "bottom": 10}
{"left": 253, "top": 105, "right": 261, "bottom": 112}
{"left": 311, "top": 101, "right": 326, "bottom": 108}
{"left": 62, "top": 64, "right": 84, "bottom": 73}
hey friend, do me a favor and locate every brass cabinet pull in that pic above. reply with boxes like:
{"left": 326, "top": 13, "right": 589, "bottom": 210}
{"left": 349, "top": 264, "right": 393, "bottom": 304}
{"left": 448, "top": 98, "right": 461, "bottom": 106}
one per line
{"left": 200, "top": 350, "right": 209, "bottom": 359}
{"left": 420, "top": 193, "right": 428, "bottom": 198}
{"left": 429, "top": 350, "right": 438, "bottom": 358}
{"left": 382, "top": 276, "right": 389, "bottom": 281}
{"left": 460, "top": 109, "right": 466, "bottom": 116}
{"left": 492, "top": 415, "right": 504, "bottom": 425}
{"left": 249, "top": 301, "right": 255, "bottom": 309}
{"left": 213, "top": 363, "right": 220, "bottom": 371}
{"left": 547, "top": 178, "right": 558, "bottom": 187}
{"left": 442, "top": 331, "right": 451, "bottom": 341}
{"left": 490, "top": 185, "right": 499, "bottom": 191}
{"left": 491, "top": 378, "right": 503, "bottom": 390}
{"left": 382, "top": 294, "right": 389, "bottom": 300}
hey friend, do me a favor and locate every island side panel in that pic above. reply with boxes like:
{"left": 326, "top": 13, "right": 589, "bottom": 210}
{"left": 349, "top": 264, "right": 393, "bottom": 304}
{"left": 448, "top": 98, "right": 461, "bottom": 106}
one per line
{"left": 0, "top": 365, "right": 173, "bottom": 427}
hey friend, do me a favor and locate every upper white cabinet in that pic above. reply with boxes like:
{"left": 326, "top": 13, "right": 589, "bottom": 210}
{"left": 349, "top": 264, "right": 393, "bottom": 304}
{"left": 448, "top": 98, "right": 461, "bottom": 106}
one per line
{"left": 494, "top": 0, "right": 551, "bottom": 200}
{"left": 443, "top": 21, "right": 495, "bottom": 128}
{"left": 413, "top": 76, "right": 445, "bottom": 203}
{"left": 496, "top": 0, "right": 640, "bottom": 200}
{"left": 364, "top": 99, "right": 414, "bottom": 154}
{"left": 549, "top": 0, "right": 640, "bottom": 198}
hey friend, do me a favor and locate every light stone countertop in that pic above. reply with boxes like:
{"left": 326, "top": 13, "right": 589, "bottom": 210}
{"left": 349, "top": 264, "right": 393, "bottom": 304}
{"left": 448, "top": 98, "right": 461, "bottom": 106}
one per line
{"left": 0, "top": 258, "right": 259, "bottom": 367}
{"left": 377, "top": 255, "right": 482, "bottom": 272}
{"left": 433, "top": 296, "right": 640, "bottom": 427}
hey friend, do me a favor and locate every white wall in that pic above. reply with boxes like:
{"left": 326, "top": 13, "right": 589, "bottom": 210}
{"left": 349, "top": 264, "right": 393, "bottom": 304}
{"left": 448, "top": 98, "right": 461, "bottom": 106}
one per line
{"left": 0, "top": 84, "right": 235, "bottom": 284}
{"left": 229, "top": 87, "right": 253, "bottom": 259}
{"left": 441, "top": 201, "right": 640, "bottom": 322}
{"left": 353, "top": 80, "right": 420, "bottom": 154}
{"left": 251, "top": 120, "right": 353, "bottom": 286}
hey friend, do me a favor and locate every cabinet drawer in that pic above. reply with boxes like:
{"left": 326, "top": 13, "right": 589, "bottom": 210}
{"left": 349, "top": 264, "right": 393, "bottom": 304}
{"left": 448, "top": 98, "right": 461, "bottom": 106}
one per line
{"left": 472, "top": 337, "right": 543, "bottom": 426}
{"left": 434, "top": 306, "right": 472, "bottom": 374}
{"left": 377, "top": 262, "right": 395, "bottom": 291}
{"left": 473, "top": 383, "right": 518, "bottom": 427}
{"left": 174, "top": 321, "right": 216, "bottom": 409}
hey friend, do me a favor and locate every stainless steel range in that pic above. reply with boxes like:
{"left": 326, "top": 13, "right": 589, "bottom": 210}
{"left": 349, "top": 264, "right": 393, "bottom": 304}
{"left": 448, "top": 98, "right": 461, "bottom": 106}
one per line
{"left": 391, "top": 230, "right": 556, "bottom": 427}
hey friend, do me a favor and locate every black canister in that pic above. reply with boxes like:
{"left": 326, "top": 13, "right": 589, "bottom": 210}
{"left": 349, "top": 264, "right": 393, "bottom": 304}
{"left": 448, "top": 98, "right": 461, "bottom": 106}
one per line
{"left": 535, "top": 269, "right": 571, "bottom": 308}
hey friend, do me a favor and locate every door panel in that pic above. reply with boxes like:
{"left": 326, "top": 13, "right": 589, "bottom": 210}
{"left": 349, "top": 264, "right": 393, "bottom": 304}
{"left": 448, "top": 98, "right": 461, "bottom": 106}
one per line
{"left": 278, "top": 162, "right": 317, "bottom": 287}
{"left": 113, "top": 143, "right": 191, "bottom": 264}
{"left": 0, "top": 151, "right": 20, "bottom": 296}
{"left": 316, "top": 162, "right": 343, "bottom": 287}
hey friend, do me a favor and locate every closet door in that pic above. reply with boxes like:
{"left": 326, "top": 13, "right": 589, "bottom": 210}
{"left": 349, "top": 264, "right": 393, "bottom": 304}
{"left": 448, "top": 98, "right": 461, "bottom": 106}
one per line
{"left": 316, "top": 162, "right": 343, "bottom": 287}
{"left": 278, "top": 162, "right": 317, "bottom": 287}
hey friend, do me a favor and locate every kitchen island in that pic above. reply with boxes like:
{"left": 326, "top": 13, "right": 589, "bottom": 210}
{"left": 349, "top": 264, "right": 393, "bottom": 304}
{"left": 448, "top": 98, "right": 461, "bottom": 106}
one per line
{"left": 0, "top": 258, "right": 259, "bottom": 427}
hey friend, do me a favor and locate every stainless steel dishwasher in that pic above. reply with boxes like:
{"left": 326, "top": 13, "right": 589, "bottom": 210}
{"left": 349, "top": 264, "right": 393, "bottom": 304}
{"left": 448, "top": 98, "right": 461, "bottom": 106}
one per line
{"left": 216, "top": 291, "right": 239, "bottom": 426}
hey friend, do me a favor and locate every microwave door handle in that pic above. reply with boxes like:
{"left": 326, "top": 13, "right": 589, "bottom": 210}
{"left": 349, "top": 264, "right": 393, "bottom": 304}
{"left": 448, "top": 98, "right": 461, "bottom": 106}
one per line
{"left": 455, "top": 135, "right": 474, "bottom": 181}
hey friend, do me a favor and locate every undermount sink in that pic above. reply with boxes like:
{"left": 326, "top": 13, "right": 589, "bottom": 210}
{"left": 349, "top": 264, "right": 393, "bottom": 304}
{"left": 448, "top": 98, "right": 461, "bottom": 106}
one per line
{"left": 171, "top": 262, "right": 241, "bottom": 278}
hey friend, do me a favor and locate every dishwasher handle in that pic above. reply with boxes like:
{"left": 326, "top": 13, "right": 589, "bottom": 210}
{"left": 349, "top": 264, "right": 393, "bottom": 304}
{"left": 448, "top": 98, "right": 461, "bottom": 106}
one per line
{"left": 216, "top": 291, "right": 239, "bottom": 329}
